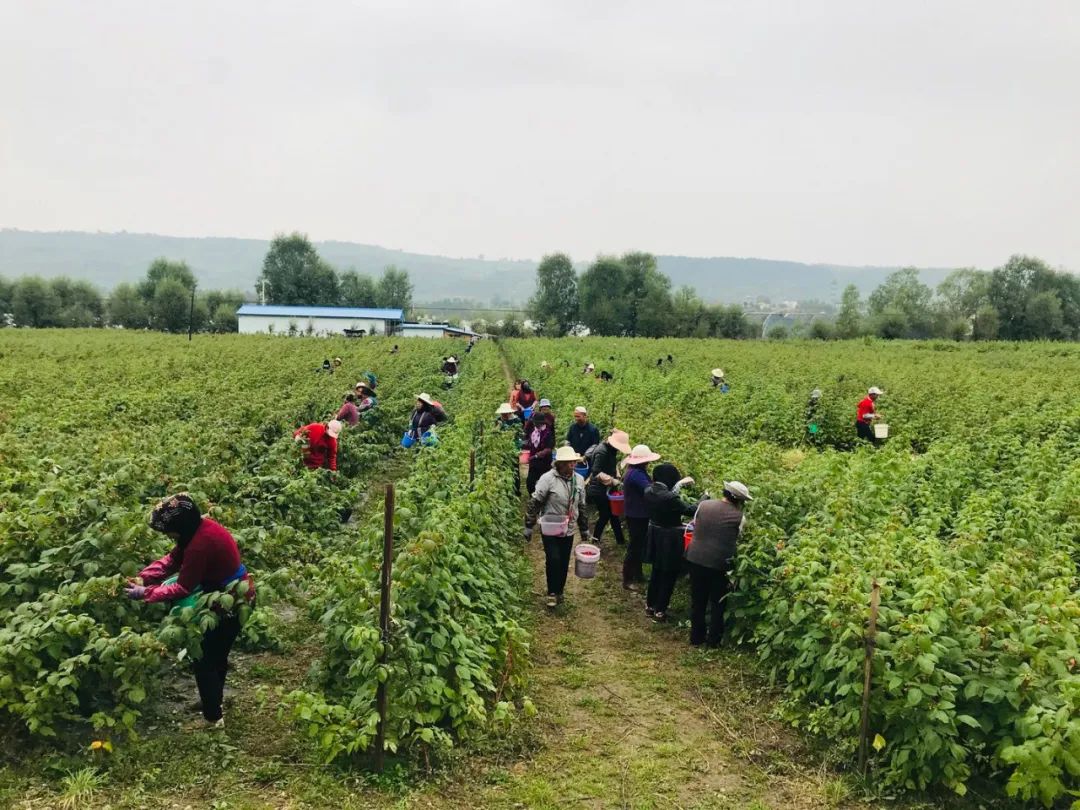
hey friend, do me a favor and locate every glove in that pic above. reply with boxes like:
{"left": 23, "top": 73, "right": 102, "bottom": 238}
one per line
{"left": 523, "top": 522, "right": 534, "bottom": 541}
{"left": 125, "top": 585, "right": 147, "bottom": 601}
{"left": 673, "top": 476, "right": 695, "bottom": 493}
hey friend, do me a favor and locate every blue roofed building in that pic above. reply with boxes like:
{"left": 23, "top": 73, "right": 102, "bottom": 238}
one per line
{"left": 236, "top": 304, "right": 404, "bottom": 337}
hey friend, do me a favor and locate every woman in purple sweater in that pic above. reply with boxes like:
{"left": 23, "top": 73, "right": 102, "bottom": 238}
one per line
{"left": 619, "top": 444, "right": 660, "bottom": 589}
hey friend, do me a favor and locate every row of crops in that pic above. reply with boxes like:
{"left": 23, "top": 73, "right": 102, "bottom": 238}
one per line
{"left": 501, "top": 338, "right": 1080, "bottom": 806}
{"left": 0, "top": 330, "right": 463, "bottom": 741}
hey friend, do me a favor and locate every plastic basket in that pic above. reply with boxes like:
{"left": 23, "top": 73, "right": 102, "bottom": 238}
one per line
{"left": 522, "top": 406, "right": 533, "bottom": 420}
{"left": 539, "top": 514, "right": 570, "bottom": 536}
{"left": 401, "top": 432, "right": 415, "bottom": 448}
{"left": 608, "top": 492, "right": 625, "bottom": 516}
{"left": 574, "top": 462, "right": 590, "bottom": 478}
{"left": 574, "top": 543, "right": 601, "bottom": 579}
{"left": 519, "top": 450, "right": 531, "bottom": 465}
{"left": 874, "top": 423, "right": 889, "bottom": 439}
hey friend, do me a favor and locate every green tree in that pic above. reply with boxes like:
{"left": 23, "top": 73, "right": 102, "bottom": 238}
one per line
{"left": 671, "top": 286, "right": 707, "bottom": 337}
{"left": 972, "top": 304, "right": 1000, "bottom": 341}
{"left": 151, "top": 278, "right": 194, "bottom": 333}
{"left": 835, "top": 284, "right": 863, "bottom": 339}
{"left": 708, "top": 305, "right": 752, "bottom": 339}
{"left": 578, "top": 257, "right": 629, "bottom": 336}
{"left": 528, "top": 253, "right": 578, "bottom": 336}
{"left": 50, "top": 278, "right": 104, "bottom": 327}
{"left": 139, "top": 258, "right": 196, "bottom": 301}
{"left": 12, "top": 277, "right": 61, "bottom": 327}
{"left": 622, "top": 252, "right": 673, "bottom": 337}
{"left": 1025, "top": 291, "right": 1066, "bottom": 340}
{"left": 210, "top": 303, "right": 238, "bottom": 332}
{"left": 375, "top": 266, "right": 413, "bottom": 314}
{"left": 340, "top": 270, "right": 378, "bottom": 308}
{"left": 809, "top": 318, "right": 835, "bottom": 340}
{"left": 873, "top": 306, "right": 910, "bottom": 340}
{"left": 868, "top": 269, "right": 932, "bottom": 338}
{"left": 0, "top": 277, "right": 12, "bottom": 322}
{"left": 258, "top": 233, "right": 340, "bottom": 306}
{"left": 108, "top": 283, "right": 149, "bottom": 329}
{"left": 935, "top": 269, "right": 990, "bottom": 322}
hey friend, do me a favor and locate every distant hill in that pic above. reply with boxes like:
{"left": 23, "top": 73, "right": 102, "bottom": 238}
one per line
{"left": 0, "top": 229, "right": 956, "bottom": 304}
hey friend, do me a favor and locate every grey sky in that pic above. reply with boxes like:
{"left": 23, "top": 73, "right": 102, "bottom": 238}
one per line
{"left": 2, "top": 1, "right": 1078, "bottom": 269}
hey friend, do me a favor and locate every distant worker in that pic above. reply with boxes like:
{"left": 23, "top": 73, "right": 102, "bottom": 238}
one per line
{"left": 390, "top": 344, "right": 399, "bottom": 355}
{"left": 332, "top": 357, "right": 342, "bottom": 371}
{"left": 353, "top": 380, "right": 378, "bottom": 414}
{"left": 294, "top": 420, "right": 342, "bottom": 472}
{"left": 685, "top": 481, "right": 753, "bottom": 647}
{"left": 806, "top": 388, "right": 823, "bottom": 439}
{"left": 583, "top": 362, "right": 595, "bottom": 375}
{"left": 523, "top": 399, "right": 556, "bottom": 494}
{"left": 524, "top": 446, "right": 589, "bottom": 609}
{"left": 408, "top": 393, "right": 447, "bottom": 441}
{"left": 711, "top": 369, "right": 729, "bottom": 392}
{"left": 514, "top": 380, "right": 537, "bottom": 415}
{"left": 318, "top": 359, "right": 333, "bottom": 374}
{"left": 566, "top": 406, "right": 600, "bottom": 457}
{"left": 336, "top": 393, "right": 360, "bottom": 427}
{"left": 125, "top": 494, "right": 255, "bottom": 729}
{"left": 856, "top": 386, "right": 884, "bottom": 443}
{"left": 496, "top": 402, "right": 524, "bottom": 492}
{"left": 598, "top": 370, "right": 614, "bottom": 382}
{"left": 586, "top": 429, "right": 631, "bottom": 547}
{"left": 442, "top": 356, "right": 459, "bottom": 376}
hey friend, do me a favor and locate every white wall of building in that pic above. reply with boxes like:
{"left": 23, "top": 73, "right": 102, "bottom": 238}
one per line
{"left": 238, "top": 315, "right": 392, "bottom": 336}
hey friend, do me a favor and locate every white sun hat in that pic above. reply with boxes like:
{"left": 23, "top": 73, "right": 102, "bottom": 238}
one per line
{"left": 723, "top": 481, "right": 753, "bottom": 502}
{"left": 606, "top": 429, "right": 632, "bottom": 454}
{"left": 868, "top": 386, "right": 884, "bottom": 395}
{"left": 327, "top": 420, "right": 343, "bottom": 439}
{"left": 622, "top": 444, "right": 661, "bottom": 467}
{"left": 712, "top": 368, "right": 725, "bottom": 378}
{"left": 554, "top": 446, "right": 582, "bottom": 463}
{"left": 574, "top": 406, "right": 588, "bottom": 415}
{"left": 416, "top": 393, "right": 435, "bottom": 406}
{"left": 496, "top": 402, "right": 514, "bottom": 415}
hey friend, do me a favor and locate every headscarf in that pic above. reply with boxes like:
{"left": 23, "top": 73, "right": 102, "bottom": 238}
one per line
{"left": 149, "top": 493, "right": 203, "bottom": 543}
{"left": 652, "top": 463, "right": 682, "bottom": 490}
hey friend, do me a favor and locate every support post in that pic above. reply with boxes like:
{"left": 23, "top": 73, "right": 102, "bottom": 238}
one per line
{"left": 187, "top": 283, "right": 197, "bottom": 341}
{"left": 469, "top": 448, "right": 476, "bottom": 484}
{"left": 858, "top": 579, "right": 882, "bottom": 774}
{"left": 374, "top": 483, "right": 395, "bottom": 772}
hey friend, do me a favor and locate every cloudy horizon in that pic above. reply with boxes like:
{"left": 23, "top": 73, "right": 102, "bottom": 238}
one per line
{"left": 1, "top": 1, "right": 1078, "bottom": 270}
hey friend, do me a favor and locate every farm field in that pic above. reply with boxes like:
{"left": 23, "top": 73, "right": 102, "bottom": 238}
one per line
{"left": 0, "top": 331, "right": 1077, "bottom": 809}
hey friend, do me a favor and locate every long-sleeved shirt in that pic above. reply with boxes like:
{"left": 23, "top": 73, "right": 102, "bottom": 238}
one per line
{"left": 856, "top": 396, "right": 876, "bottom": 424}
{"left": 566, "top": 421, "right": 601, "bottom": 455}
{"left": 644, "top": 482, "right": 696, "bottom": 528}
{"left": 524, "top": 417, "right": 555, "bottom": 470}
{"left": 294, "top": 422, "right": 338, "bottom": 471}
{"left": 410, "top": 404, "right": 447, "bottom": 438}
{"left": 139, "top": 518, "right": 255, "bottom": 605}
{"left": 586, "top": 442, "right": 619, "bottom": 499}
{"left": 336, "top": 401, "right": 360, "bottom": 427}
{"left": 686, "top": 499, "right": 745, "bottom": 571}
{"left": 526, "top": 469, "right": 589, "bottom": 535}
{"left": 622, "top": 466, "right": 652, "bottom": 519}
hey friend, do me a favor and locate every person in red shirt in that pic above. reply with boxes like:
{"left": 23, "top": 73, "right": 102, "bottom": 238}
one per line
{"left": 124, "top": 494, "right": 255, "bottom": 728}
{"left": 294, "top": 419, "right": 342, "bottom": 471}
{"left": 856, "top": 386, "right": 883, "bottom": 443}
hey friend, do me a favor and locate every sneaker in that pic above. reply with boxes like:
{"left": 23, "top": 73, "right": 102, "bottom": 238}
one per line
{"left": 623, "top": 582, "right": 640, "bottom": 593}
{"left": 183, "top": 715, "right": 225, "bottom": 732}
{"left": 645, "top": 607, "right": 656, "bottom": 618}
{"left": 546, "top": 594, "right": 558, "bottom": 609}
{"left": 652, "top": 612, "right": 667, "bottom": 623}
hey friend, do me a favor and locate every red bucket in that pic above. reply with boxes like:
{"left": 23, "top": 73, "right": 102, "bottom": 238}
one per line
{"left": 607, "top": 492, "right": 625, "bottom": 517}
{"left": 519, "top": 450, "right": 531, "bottom": 465}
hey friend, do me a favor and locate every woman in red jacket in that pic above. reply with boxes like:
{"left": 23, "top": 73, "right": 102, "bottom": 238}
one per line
{"left": 294, "top": 419, "right": 342, "bottom": 471}
{"left": 125, "top": 494, "right": 255, "bottom": 728}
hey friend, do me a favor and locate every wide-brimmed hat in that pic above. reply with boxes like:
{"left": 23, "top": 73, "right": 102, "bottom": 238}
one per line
{"left": 554, "top": 446, "right": 582, "bottom": 463}
{"left": 868, "top": 386, "right": 884, "bottom": 396}
{"left": 355, "top": 381, "right": 374, "bottom": 395}
{"left": 712, "top": 368, "right": 725, "bottom": 378}
{"left": 538, "top": 398, "right": 552, "bottom": 408}
{"left": 327, "top": 420, "right": 343, "bottom": 438}
{"left": 416, "top": 393, "right": 435, "bottom": 406}
{"left": 622, "top": 444, "right": 660, "bottom": 467}
{"left": 496, "top": 402, "right": 514, "bottom": 415}
{"left": 723, "top": 481, "right": 753, "bottom": 502}
{"left": 585, "top": 363, "right": 595, "bottom": 371}
{"left": 574, "top": 406, "right": 587, "bottom": 415}
{"left": 606, "top": 430, "right": 631, "bottom": 454}
{"left": 447, "top": 356, "right": 458, "bottom": 363}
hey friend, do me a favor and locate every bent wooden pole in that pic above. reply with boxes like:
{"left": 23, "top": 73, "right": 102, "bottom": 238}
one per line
{"left": 374, "top": 483, "right": 395, "bottom": 772}
{"left": 858, "top": 579, "right": 882, "bottom": 775}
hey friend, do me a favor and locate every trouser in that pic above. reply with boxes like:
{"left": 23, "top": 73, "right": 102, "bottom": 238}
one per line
{"left": 589, "top": 492, "right": 625, "bottom": 545}
{"left": 526, "top": 464, "right": 549, "bottom": 495}
{"left": 623, "top": 517, "right": 649, "bottom": 585}
{"left": 192, "top": 611, "right": 242, "bottom": 722}
{"left": 542, "top": 534, "right": 574, "bottom": 596}
{"left": 646, "top": 569, "right": 680, "bottom": 613}
{"left": 856, "top": 421, "right": 878, "bottom": 445}
{"left": 688, "top": 562, "right": 730, "bottom": 646}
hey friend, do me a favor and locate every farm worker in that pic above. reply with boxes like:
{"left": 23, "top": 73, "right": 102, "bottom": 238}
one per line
{"left": 353, "top": 380, "right": 377, "bottom": 414}
{"left": 336, "top": 393, "right": 360, "bottom": 427}
{"left": 685, "top": 481, "right": 752, "bottom": 647}
{"left": 711, "top": 368, "right": 724, "bottom": 387}
{"left": 583, "top": 362, "right": 595, "bottom": 375}
{"left": 856, "top": 386, "right": 883, "bottom": 443}
{"left": 540, "top": 360, "right": 551, "bottom": 370}
{"left": 524, "top": 446, "right": 589, "bottom": 609}
{"left": 294, "top": 420, "right": 342, "bottom": 471}
{"left": 523, "top": 399, "right": 556, "bottom": 494}
{"left": 318, "top": 359, "right": 332, "bottom": 373}
{"left": 513, "top": 380, "right": 537, "bottom": 415}
{"left": 332, "top": 357, "right": 342, "bottom": 370}
{"left": 496, "top": 402, "right": 524, "bottom": 492}
{"left": 124, "top": 494, "right": 255, "bottom": 729}
{"left": 390, "top": 344, "right": 399, "bottom": 354}
{"left": 442, "top": 356, "right": 459, "bottom": 376}
{"left": 643, "top": 463, "right": 697, "bottom": 622}
{"left": 586, "top": 429, "right": 631, "bottom": 547}
{"left": 620, "top": 444, "right": 661, "bottom": 590}
{"left": 409, "top": 393, "right": 447, "bottom": 441}
{"left": 806, "top": 388, "right": 823, "bottom": 439}
{"left": 566, "top": 406, "right": 601, "bottom": 456}
{"left": 598, "top": 370, "right": 614, "bottom": 382}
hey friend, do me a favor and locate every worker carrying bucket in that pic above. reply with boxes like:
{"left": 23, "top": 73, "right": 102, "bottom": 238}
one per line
{"left": 524, "top": 446, "right": 590, "bottom": 609}
{"left": 856, "top": 386, "right": 886, "bottom": 444}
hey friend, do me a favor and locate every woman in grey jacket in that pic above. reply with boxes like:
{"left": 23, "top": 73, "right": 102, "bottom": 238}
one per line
{"left": 525, "top": 446, "right": 590, "bottom": 608}
{"left": 684, "top": 481, "right": 752, "bottom": 647}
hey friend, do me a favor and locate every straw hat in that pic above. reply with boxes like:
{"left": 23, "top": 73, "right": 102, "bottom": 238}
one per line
{"left": 496, "top": 402, "right": 514, "bottom": 415}
{"left": 868, "top": 386, "right": 884, "bottom": 396}
{"left": 327, "top": 420, "right": 343, "bottom": 439}
{"left": 447, "top": 356, "right": 458, "bottom": 363}
{"left": 622, "top": 444, "right": 660, "bottom": 467}
{"left": 606, "top": 430, "right": 631, "bottom": 454}
{"left": 355, "top": 381, "right": 374, "bottom": 395}
{"left": 554, "top": 446, "right": 582, "bottom": 463}
{"left": 712, "top": 368, "right": 725, "bottom": 378}
{"left": 538, "top": 398, "right": 552, "bottom": 408}
{"left": 585, "top": 363, "right": 595, "bottom": 372}
{"left": 723, "top": 481, "right": 753, "bottom": 502}
{"left": 574, "top": 406, "right": 587, "bottom": 415}
{"left": 416, "top": 393, "right": 435, "bottom": 406}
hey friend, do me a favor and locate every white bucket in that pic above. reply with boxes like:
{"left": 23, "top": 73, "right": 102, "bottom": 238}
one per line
{"left": 874, "top": 423, "right": 889, "bottom": 439}
{"left": 574, "top": 543, "right": 600, "bottom": 578}
{"left": 539, "top": 514, "right": 570, "bottom": 536}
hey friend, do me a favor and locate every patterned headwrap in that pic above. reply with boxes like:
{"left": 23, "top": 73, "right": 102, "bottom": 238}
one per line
{"left": 149, "top": 493, "right": 203, "bottom": 539}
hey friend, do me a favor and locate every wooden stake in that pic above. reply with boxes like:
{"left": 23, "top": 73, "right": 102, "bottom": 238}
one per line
{"left": 374, "top": 483, "right": 395, "bottom": 772}
{"left": 469, "top": 448, "right": 476, "bottom": 484}
{"left": 858, "top": 579, "right": 881, "bottom": 774}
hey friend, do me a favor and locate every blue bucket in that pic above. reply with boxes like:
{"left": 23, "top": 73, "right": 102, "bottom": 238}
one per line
{"left": 522, "top": 407, "right": 533, "bottom": 420}
{"left": 574, "top": 463, "right": 589, "bottom": 478}
{"left": 401, "top": 432, "right": 415, "bottom": 448}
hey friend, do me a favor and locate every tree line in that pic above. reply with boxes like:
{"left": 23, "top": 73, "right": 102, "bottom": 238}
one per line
{"left": 528, "top": 252, "right": 1080, "bottom": 341}
{"left": 0, "top": 232, "right": 415, "bottom": 332}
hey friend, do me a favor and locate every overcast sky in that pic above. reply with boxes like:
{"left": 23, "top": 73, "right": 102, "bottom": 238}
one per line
{"left": 1, "top": 1, "right": 1078, "bottom": 269}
